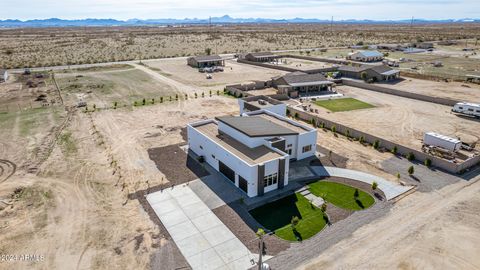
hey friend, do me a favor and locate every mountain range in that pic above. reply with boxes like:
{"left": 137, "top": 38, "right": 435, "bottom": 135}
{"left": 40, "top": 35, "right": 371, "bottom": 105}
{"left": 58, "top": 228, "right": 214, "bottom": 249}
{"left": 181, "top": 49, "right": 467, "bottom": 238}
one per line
{"left": 0, "top": 15, "right": 478, "bottom": 27}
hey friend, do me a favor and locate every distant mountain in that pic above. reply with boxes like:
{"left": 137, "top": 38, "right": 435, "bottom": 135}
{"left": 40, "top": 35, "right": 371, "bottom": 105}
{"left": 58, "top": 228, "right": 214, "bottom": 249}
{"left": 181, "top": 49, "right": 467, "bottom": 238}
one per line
{"left": 0, "top": 15, "right": 479, "bottom": 27}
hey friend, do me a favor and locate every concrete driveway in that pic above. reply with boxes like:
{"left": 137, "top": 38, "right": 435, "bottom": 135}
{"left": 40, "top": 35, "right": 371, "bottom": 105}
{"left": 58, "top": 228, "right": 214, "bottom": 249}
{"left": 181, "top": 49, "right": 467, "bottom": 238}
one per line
{"left": 147, "top": 185, "right": 259, "bottom": 270}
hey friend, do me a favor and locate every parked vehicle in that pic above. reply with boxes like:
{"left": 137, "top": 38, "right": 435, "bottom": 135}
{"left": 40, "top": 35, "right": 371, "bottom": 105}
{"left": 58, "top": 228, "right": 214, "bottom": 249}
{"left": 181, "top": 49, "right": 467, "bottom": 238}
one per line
{"left": 423, "top": 132, "right": 462, "bottom": 152}
{"left": 452, "top": 102, "right": 480, "bottom": 118}
{"left": 206, "top": 74, "right": 212, "bottom": 79}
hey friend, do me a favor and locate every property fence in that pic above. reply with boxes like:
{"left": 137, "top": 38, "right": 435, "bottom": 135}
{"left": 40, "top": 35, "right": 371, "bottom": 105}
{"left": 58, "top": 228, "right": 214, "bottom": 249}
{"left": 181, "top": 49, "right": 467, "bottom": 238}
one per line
{"left": 288, "top": 106, "right": 480, "bottom": 174}
{"left": 341, "top": 79, "right": 460, "bottom": 106}
{"left": 283, "top": 54, "right": 349, "bottom": 65}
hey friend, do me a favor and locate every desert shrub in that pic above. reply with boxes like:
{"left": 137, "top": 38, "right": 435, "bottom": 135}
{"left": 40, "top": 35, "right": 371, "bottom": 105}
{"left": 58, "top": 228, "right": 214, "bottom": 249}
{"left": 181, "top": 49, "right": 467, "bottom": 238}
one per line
{"left": 142, "top": 98, "right": 146, "bottom": 105}
{"left": 359, "top": 136, "right": 364, "bottom": 143}
{"left": 408, "top": 165, "right": 415, "bottom": 175}
{"left": 372, "top": 181, "right": 378, "bottom": 190}
{"left": 424, "top": 158, "right": 432, "bottom": 167}
{"left": 391, "top": 146, "right": 398, "bottom": 154}
{"left": 406, "top": 152, "right": 415, "bottom": 161}
{"left": 373, "top": 140, "right": 380, "bottom": 149}
{"left": 331, "top": 125, "right": 336, "bottom": 133}
{"left": 294, "top": 112, "right": 299, "bottom": 119}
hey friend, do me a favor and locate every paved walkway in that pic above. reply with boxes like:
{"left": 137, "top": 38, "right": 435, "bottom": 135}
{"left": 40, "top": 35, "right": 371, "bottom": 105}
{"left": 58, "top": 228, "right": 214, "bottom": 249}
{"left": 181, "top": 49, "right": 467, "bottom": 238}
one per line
{"left": 147, "top": 186, "right": 259, "bottom": 270}
{"left": 309, "top": 166, "right": 414, "bottom": 200}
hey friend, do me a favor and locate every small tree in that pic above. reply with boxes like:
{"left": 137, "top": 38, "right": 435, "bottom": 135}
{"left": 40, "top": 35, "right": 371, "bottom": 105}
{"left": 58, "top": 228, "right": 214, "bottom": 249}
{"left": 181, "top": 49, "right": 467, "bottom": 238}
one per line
{"left": 201, "top": 92, "right": 205, "bottom": 98}
{"left": 175, "top": 94, "right": 179, "bottom": 100}
{"left": 373, "top": 140, "right": 380, "bottom": 150}
{"left": 354, "top": 188, "right": 359, "bottom": 199}
{"left": 169, "top": 96, "right": 172, "bottom": 101}
{"left": 160, "top": 97, "right": 163, "bottom": 103}
{"left": 142, "top": 98, "right": 146, "bottom": 105}
{"left": 209, "top": 90, "right": 212, "bottom": 97}
{"left": 194, "top": 93, "right": 198, "bottom": 99}
{"left": 311, "top": 119, "right": 316, "bottom": 127}
{"left": 151, "top": 98, "right": 155, "bottom": 104}
{"left": 321, "top": 203, "right": 327, "bottom": 212}
{"left": 205, "top": 48, "right": 212, "bottom": 55}
{"left": 407, "top": 152, "right": 415, "bottom": 161}
{"left": 346, "top": 129, "right": 350, "bottom": 138}
{"left": 331, "top": 125, "right": 336, "bottom": 133}
{"left": 359, "top": 136, "right": 365, "bottom": 144}
{"left": 185, "top": 94, "right": 188, "bottom": 100}
{"left": 408, "top": 165, "right": 415, "bottom": 175}
{"left": 424, "top": 158, "right": 432, "bottom": 167}
{"left": 113, "top": 101, "right": 117, "bottom": 109}
{"left": 286, "top": 109, "right": 290, "bottom": 116}
{"left": 391, "top": 145, "right": 398, "bottom": 154}
{"left": 396, "top": 172, "right": 401, "bottom": 180}
{"left": 216, "top": 90, "right": 220, "bottom": 96}
{"left": 372, "top": 181, "right": 378, "bottom": 191}
{"left": 291, "top": 216, "right": 300, "bottom": 230}
{"left": 294, "top": 112, "right": 299, "bottom": 119}
{"left": 92, "top": 104, "right": 96, "bottom": 111}
{"left": 360, "top": 72, "right": 368, "bottom": 81}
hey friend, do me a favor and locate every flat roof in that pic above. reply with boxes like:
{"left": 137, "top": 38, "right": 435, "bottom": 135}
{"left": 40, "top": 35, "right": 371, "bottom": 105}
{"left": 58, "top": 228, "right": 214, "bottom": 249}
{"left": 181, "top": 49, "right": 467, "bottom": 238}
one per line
{"left": 256, "top": 113, "right": 311, "bottom": 133}
{"left": 217, "top": 115, "right": 300, "bottom": 137}
{"left": 194, "top": 121, "right": 283, "bottom": 165}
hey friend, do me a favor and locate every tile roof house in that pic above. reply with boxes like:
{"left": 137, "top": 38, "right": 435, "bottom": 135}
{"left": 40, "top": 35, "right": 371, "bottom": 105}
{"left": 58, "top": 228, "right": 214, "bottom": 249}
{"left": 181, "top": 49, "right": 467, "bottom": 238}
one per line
{"left": 338, "top": 64, "right": 399, "bottom": 81}
{"left": 187, "top": 55, "right": 225, "bottom": 68}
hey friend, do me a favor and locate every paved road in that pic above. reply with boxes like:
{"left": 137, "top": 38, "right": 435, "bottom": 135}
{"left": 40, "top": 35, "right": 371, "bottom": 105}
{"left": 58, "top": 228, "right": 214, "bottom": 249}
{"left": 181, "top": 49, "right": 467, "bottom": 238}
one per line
{"left": 309, "top": 166, "right": 414, "bottom": 200}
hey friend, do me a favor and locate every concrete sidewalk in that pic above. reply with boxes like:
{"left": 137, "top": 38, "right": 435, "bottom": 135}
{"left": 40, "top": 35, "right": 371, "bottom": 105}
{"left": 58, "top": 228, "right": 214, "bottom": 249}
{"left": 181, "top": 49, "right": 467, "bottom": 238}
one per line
{"left": 147, "top": 185, "right": 261, "bottom": 270}
{"left": 310, "top": 166, "right": 414, "bottom": 200}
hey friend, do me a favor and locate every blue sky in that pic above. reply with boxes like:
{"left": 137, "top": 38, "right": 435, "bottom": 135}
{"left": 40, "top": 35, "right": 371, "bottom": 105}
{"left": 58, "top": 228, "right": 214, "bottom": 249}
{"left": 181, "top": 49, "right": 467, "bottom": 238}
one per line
{"left": 1, "top": 0, "right": 478, "bottom": 20}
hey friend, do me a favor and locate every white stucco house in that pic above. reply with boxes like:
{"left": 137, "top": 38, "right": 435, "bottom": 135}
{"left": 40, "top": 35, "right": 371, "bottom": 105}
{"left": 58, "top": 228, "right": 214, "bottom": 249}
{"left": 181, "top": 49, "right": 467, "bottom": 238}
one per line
{"left": 347, "top": 50, "right": 384, "bottom": 62}
{"left": 187, "top": 109, "right": 317, "bottom": 197}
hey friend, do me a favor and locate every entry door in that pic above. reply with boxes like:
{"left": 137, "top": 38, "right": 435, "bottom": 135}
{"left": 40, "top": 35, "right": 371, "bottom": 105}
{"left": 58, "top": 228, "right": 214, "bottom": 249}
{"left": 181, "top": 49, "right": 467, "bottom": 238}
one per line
{"left": 219, "top": 161, "right": 235, "bottom": 183}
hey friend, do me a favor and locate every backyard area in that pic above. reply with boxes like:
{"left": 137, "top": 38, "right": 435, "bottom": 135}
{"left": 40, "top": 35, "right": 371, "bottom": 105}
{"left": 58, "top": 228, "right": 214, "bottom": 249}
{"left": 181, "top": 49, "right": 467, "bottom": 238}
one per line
{"left": 313, "top": 97, "right": 375, "bottom": 112}
{"left": 250, "top": 193, "right": 328, "bottom": 241}
{"left": 309, "top": 181, "right": 375, "bottom": 210}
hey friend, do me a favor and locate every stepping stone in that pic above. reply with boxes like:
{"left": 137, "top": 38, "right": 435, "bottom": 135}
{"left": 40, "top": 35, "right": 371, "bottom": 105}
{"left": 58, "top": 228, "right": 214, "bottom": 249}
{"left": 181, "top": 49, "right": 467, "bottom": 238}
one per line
{"left": 296, "top": 186, "right": 308, "bottom": 193}
{"left": 300, "top": 190, "right": 311, "bottom": 196}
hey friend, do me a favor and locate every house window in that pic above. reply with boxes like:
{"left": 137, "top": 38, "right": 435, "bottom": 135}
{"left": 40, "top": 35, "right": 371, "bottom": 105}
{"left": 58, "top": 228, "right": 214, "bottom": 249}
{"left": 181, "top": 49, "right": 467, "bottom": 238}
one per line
{"left": 302, "top": 145, "right": 312, "bottom": 153}
{"left": 263, "top": 173, "right": 278, "bottom": 187}
{"left": 287, "top": 144, "right": 292, "bottom": 148}
{"left": 211, "top": 154, "right": 215, "bottom": 159}
{"left": 199, "top": 145, "right": 203, "bottom": 149}
{"left": 468, "top": 108, "right": 474, "bottom": 112}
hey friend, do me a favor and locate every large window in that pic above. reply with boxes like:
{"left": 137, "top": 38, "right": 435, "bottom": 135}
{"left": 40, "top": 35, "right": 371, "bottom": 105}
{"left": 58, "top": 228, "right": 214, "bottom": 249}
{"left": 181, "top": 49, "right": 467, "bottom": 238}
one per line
{"left": 302, "top": 145, "right": 312, "bottom": 153}
{"left": 263, "top": 173, "right": 278, "bottom": 187}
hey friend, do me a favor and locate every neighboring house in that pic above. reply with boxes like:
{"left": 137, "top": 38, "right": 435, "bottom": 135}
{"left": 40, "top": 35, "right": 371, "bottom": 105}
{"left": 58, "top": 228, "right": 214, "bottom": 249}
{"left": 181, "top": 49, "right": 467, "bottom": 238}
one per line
{"left": 338, "top": 64, "right": 400, "bottom": 81}
{"left": 347, "top": 50, "right": 384, "bottom": 62}
{"left": 376, "top": 43, "right": 406, "bottom": 51}
{"left": 0, "top": 69, "right": 8, "bottom": 82}
{"left": 244, "top": 52, "right": 280, "bottom": 63}
{"left": 187, "top": 109, "right": 317, "bottom": 197}
{"left": 187, "top": 55, "right": 225, "bottom": 68}
{"left": 238, "top": 95, "right": 287, "bottom": 116}
{"left": 403, "top": 48, "right": 427, "bottom": 54}
{"left": 271, "top": 72, "right": 334, "bottom": 98}
{"left": 415, "top": 42, "right": 434, "bottom": 49}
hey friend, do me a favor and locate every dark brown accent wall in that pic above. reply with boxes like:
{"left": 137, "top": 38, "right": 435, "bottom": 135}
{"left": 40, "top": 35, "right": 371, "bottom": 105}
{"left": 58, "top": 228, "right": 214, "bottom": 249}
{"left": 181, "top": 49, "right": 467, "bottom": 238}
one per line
{"left": 257, "top": 164, "right": 265, "bottom": 196}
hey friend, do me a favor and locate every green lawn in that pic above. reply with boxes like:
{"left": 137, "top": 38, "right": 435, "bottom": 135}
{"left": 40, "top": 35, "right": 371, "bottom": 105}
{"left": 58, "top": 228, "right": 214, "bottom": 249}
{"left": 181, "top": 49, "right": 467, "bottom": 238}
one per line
{"left": 308, "top": 181, "right": 374, "bottom": 210}
{"left": 249, "top": 193, "right": 327, "bottom": 241}
{"left": 314, "top": 98, "right": 375, "bottom": 112}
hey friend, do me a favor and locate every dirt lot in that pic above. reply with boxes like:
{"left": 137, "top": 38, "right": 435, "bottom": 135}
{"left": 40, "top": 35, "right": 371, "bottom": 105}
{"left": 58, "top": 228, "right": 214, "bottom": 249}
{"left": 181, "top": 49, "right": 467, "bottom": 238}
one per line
{"left": 0, "top": 72, "right": 61, "bottom": 112}
{"left": 266, "top": 57, "right": 334, "bottom": 71}
{"left": 308, "top": 85, "right": 480, "bottom": 151}
{"left": 299, "top": 178, "right": 480, "bottom": 270}
{"left": 380, "top": 77, "right": 480, "bottom": 102}
{"left": 55, "top": 65, "right": 179, "bottom": 108}
{"left": 0, "top": 95, "right": 239, "bottom": 270}
{"left": 144, "top": 58, "right": 287, "bottom": 90}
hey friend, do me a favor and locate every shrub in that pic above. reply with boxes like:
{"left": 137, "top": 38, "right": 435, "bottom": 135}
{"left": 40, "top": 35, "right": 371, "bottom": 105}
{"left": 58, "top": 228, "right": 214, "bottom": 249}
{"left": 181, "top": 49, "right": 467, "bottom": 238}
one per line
{"left": 176, "top": 94, "right": 179, "bottom": 100}
{"left": 142, "top": 98, "right": 146, "bottom": 105}
{"left": 291, "top": 216, "right": 300, "bottom": 228}
{"left": 391, "top": 145, "right": 398, "bottom": 154}
{"left": 320, "top": 122, "right": 325, "bottom": 129}
{"left": 408, "top": 165, "right": 414, "bottom": 175}
{"left": 396, "top": 173, "right": 401, "bottom": 180}
{"left": 354, "top": 188, "right": 359, "bottom": 198}
{"left": 372, "top": 181, "right": 378, "bottom": 190}
{"left": 185, "top": 94, "right": 188, "bottom": 100}
{"left": 160, "top": 97, "right": 163, "bottom": 103}
{"left": 151, "top": 98, "right": 155, "bottom": 104}
{"left": 321, "top": 203, "right": 327, "bottom": 212}
{"left": 194, "top": 93, "right": 198, "bottom": 99}
{"left": 216, "top": 90, "right": 220, "bottom": 96}
{"left": 359, "top": 136, "right": 364, "bottom": 143}
{"left": 406, "top": 152, "right": 415, "bottom": 161}
{"left": 113, "top": 101, "right": 117, "bottom": 109}
{"left": 373, "top": 140, "right": 380, "bottom": 149}
{"left": 133, "top": 101, "right": 137, "bottom": 106}
{"left": 311, "top": 119, "right": 316, "bottom": 127}
{"left": 346, "top": 129, "right": 350, "bottom": 138}
{"left": 331, "top": 125, "right": 336, "bottom": 133}
{"left": 360, "top": 72, "right": 368, "bottom": 81}
{"left": 209, "top": 90, "right": 212, "bottom": 97}
{"left": 286, "top": 109, "right": 290, "bottom": 116}
{"left": 424, "top": 158, "right": 432, "bottom": 167}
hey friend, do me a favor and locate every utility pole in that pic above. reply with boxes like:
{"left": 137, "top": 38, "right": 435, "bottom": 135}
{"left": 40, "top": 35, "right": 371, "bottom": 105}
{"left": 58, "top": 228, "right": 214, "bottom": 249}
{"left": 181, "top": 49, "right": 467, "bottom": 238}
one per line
{"left": 410, "top": 16, "right": 414, "bottom": 29}
{"left": 330, "top": 16, "right": 333, "bottom": 33}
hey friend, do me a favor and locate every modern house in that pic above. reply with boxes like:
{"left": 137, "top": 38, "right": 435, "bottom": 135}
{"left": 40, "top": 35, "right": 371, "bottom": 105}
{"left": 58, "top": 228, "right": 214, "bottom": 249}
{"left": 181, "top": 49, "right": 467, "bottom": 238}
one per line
{"left": 271, "top": 72, "right": 334, "bottom": 98}
{"left": 0, "top": 69, "right": 8, "bottom": 83}
{"left": 244, "top": 52, "right": 281, "bottom": 63}
{"left": 376, "top": 43, "right": 406, "bottom": 51}
{"left": 187, "top": 55, "right": 225, "bottom": 68}
{"left": 338, "top": 64, "right": 400, "bottom": 81}
{"left": 238, "top": 95, "right": 287, "bottom": 116}
{"left": 347, "top": 50, "right": 384, "bottom": 62}
{"left": 187, "top": 110, "right": 317, "bottom": 197}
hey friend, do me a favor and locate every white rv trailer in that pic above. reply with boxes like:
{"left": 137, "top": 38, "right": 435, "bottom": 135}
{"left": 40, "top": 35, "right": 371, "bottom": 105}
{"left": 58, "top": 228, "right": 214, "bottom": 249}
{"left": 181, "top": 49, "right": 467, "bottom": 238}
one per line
{"left": 423, "top": 132, "right": 462, "bottom": 152}
{"left": 452, "top": 102, "right": 480, "bottom": 118}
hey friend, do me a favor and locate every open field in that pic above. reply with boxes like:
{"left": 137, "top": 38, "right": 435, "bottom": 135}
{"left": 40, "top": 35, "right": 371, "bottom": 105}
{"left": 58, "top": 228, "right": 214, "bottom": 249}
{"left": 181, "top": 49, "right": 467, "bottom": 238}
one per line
{"left": 249, "top": 193, "right": 327, "bottom": 242}
{"left": 55, "top": 65, "right": 179, "bottom": 108}
{"left": 380, "top": 77, "right": 480, "bottom": 102}
{"left": 144, "top": 58, "right": 287, "bottom": 90}
{"left": 1, "top": 24, "right": 480, "bottom": 69}
{"left": 313, "top": 98, "right": 375, "bottom": 112}
{"left": 309, "top": 85, "right": 480, "bottom": 150}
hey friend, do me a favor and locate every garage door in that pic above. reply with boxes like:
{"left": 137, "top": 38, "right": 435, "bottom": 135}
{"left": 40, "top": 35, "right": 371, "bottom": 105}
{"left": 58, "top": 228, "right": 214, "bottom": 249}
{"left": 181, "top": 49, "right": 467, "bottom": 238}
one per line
{"left": 219, "top": 161, "right": 235, "bottom": 183}
{"left": 239, "top": 176, "right": 248, "bottom": 193}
